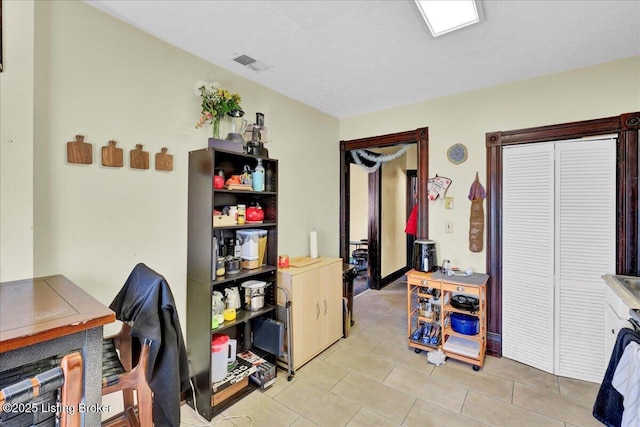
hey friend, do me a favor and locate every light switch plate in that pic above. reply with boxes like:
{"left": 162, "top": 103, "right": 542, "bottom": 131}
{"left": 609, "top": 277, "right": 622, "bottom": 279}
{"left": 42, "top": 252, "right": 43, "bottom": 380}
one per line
{"left": 445, "top": 197, "right": 454, "bottom": 210}
{"left": 445, "top": 221, "right": 453, "bottom": 233}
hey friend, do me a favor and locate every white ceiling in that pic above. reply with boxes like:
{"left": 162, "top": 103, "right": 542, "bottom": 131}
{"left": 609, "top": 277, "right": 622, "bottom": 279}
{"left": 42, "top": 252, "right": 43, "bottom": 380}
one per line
{"left": 84, "top": 0, "right": 640, "bottom": 119}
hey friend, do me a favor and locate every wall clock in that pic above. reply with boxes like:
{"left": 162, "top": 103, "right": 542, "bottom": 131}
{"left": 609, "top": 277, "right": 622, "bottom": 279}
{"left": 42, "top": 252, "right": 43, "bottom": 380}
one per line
{"left": 447, "top": 143, "right": 468, "bottom": 165}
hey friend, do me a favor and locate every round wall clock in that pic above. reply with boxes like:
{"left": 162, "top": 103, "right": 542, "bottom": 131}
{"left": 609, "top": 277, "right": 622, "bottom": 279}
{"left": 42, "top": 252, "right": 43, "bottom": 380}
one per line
{"left": 447, "top": 143, "right": 468, "bottom": 165}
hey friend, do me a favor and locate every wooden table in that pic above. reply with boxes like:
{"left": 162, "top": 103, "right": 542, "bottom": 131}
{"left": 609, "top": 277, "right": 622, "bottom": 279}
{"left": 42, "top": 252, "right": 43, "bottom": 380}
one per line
{"left": 0, "top": 275, "right": 115, "bottom": 425}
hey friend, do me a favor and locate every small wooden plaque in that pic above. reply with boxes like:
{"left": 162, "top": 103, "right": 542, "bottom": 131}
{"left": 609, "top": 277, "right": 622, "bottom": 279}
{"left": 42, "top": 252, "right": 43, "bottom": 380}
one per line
{"left": 155, "top": 147, "right": 173, "bottom": 171}
{"left": 130, "top": 144, "right": 149, "bottom": 170}
{"left": 101, "top": 140, "right": 123, "bottom": 167}
{"left": 66, "top": 135, "right": 92, "bottom": 164}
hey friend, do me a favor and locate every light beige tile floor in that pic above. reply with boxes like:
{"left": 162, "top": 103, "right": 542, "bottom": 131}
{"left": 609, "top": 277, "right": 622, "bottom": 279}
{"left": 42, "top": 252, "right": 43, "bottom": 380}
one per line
{"left": 180, "top": 279, "right": 602, "bottom": 427}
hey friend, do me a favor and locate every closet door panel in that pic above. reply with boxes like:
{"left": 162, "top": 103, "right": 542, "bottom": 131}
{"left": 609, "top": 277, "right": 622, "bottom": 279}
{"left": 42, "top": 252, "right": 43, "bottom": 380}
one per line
{"left": 502, "top": 144, "right": 555, "bottom": 373}
{"left": 555, "top": 138, "right": 616, "bottom": 382}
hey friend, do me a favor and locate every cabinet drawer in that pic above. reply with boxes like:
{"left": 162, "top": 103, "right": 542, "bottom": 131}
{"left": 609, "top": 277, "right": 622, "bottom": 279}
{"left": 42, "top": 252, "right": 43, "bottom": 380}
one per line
{"left": 407, "top": 274, "right": 438, "bottom": 288}
{"left": 442, "top": 282, "right": 480, "bottom": 297}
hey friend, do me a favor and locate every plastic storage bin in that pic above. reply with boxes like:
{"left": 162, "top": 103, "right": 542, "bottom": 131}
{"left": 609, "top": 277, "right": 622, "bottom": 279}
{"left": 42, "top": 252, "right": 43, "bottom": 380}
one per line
{"left": 450, "top": 312, "right": 479, "bottom": 335}
{"left": 236, "top": 229, "right": 267, "bottom": 264}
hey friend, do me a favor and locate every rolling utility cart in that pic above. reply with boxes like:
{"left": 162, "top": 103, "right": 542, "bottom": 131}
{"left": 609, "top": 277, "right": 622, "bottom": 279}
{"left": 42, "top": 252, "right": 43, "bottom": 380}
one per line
{"left": 407, "top": 269, "right": 488, "bottom": 370}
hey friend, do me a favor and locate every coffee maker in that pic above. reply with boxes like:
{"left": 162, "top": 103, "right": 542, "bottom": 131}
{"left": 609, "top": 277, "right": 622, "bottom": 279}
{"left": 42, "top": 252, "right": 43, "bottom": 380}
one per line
{"left": 412, "top": 240, "right": 438, "bottom": 272}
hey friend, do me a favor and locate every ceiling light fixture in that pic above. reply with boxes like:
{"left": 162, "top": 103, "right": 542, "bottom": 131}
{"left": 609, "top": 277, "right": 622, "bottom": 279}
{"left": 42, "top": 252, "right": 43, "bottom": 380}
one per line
{"left": 233, "top": 54, "right": 272, "bottom": 73}
{"left": 414, "top": 0, "right": 480, "bottom": 37}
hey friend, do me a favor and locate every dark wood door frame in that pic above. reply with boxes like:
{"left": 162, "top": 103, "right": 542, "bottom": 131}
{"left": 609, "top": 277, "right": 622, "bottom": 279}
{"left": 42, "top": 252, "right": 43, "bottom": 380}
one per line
{"left": 485, "top": 112, "right": 640, "bottom": 356}
{"left": 340, "top": 129, "right": 429, "bottom": 290}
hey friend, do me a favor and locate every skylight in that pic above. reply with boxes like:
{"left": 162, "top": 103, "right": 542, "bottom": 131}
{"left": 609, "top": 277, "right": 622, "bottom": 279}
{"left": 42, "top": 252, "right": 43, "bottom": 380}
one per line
{"left": 414, "top": 0, "right": 480, "bottom": 37}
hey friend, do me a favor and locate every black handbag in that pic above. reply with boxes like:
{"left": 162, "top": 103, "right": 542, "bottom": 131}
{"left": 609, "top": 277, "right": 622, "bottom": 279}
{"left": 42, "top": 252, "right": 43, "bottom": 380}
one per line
{"left": 450, "top": 294, "right": 479, "bottom": 313}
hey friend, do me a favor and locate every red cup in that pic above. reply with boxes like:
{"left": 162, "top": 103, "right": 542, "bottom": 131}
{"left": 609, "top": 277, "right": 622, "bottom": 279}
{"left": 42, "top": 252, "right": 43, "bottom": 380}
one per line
{"left": 278, "top": 255, "right": 289, "bottom": 268}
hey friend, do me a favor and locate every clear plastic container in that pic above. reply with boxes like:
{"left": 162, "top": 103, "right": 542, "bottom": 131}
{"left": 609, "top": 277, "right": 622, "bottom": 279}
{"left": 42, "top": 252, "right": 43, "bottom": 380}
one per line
{"left": 236, "top": 229, "right": 267, "bottom": 260}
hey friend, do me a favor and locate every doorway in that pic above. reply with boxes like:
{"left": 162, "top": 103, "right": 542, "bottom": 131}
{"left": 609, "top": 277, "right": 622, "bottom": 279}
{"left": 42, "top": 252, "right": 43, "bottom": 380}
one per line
{"left": 485, "top": 111, "right": 640, "bottom": 357}
{"left": 340, "top": 129, "right": 429, "bottom": 290}
{"left": 406, "top": 170, "right": 418, "bottom": 266}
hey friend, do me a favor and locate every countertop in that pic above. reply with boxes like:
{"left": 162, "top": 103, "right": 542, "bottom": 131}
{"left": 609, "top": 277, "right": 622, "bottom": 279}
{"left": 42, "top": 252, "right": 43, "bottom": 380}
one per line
{"left": 603, "top": 274, "right": 640, "bottom": 310}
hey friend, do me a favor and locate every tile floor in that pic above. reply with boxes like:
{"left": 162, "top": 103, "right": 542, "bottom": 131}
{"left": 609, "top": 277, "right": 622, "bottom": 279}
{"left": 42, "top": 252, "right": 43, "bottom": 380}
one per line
{"left": 180, "top": 279, "right": 603, "bottom": 427}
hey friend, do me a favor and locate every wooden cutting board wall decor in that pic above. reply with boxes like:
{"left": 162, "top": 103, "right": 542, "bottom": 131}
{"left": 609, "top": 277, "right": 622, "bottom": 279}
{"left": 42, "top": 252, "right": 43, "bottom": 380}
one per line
{"left": 101, "top": 140, "right": 123, "bottom": 167}
{"left": 66, "top": 135, "right": 92, "bottom": 164}
{"left": 155, "top": 147, "right": 173, "bottom": 171}
{"left": 130, "top": 144, "right": 149, "bottom": 170}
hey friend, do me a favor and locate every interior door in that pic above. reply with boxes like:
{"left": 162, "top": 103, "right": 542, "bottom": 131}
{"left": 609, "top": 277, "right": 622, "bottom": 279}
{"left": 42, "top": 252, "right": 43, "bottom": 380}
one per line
{"left": 502, "top": 143, "right": 556, "bottom": 373}
{"left": 502, "top": 137, "right": 616, "bottom": 381}
{"left": 554, "top": 137, "right": 616, "bottom": 382}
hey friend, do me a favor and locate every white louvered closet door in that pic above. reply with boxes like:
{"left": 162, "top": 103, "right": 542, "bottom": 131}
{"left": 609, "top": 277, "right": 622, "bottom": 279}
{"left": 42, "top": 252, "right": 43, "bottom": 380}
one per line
{"left": 502, "top": 137, "right": 616, "bottom": 381}
{"left": 502, "top": 143, "right": 555, "bottom": 373}
{"left": 554, "top": 138, "right": 616, "bottom": 382}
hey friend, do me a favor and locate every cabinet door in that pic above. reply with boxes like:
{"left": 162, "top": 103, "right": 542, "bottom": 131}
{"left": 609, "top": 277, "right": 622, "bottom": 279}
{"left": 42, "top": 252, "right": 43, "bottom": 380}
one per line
{"left": 292, "top": 268, "right": 322, "bottom": 369}
{"left": 319, "top": 261, "right": 343, "bottom": 348}
{"left": 605, "top": 303, "right": 621, "bottom": 361}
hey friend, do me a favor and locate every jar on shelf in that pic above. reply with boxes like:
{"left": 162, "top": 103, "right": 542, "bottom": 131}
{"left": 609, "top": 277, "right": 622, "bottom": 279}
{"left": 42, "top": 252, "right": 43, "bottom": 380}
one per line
{"left": 237, "top": 204, "right": 246, "bottom": 225}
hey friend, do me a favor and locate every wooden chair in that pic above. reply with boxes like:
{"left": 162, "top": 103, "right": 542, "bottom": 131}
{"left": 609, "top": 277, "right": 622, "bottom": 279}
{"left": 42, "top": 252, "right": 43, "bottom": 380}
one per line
{"left": 101, "top": 323, "right": 153, "bottom": 427}
{"left": 0, "top": 352, "right": 83, "bottom": 427}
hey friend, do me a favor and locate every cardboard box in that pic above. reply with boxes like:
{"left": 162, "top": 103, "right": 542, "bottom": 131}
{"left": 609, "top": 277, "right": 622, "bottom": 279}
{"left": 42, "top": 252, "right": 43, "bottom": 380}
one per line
{"left": 211, "top": 377, "right": 248, "bottom": 406}
{"left": 213, "top": 213, "right": 236, "bottom": 227}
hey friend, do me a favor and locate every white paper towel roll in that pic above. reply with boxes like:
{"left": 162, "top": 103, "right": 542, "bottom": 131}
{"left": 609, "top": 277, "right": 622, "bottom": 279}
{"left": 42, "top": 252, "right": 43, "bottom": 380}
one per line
{"left": 310, "top": 230, "right": 319, "bottom": 258}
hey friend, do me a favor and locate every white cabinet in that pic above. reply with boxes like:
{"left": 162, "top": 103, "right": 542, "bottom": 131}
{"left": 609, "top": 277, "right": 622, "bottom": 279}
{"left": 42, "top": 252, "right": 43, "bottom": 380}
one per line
{"left": 277, "top": 257, "right": 343, "bottom": 370}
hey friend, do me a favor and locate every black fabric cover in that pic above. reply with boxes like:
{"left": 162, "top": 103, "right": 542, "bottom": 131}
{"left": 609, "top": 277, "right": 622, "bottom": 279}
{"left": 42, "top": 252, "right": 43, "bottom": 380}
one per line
{"left": 593, "top": 327, "right": 640, "bottom": 427}
{"left": 109, "top": 263, "right": 190, "bottom": 427}
{"left": 450, "top": 294, "right": 479, "bottom": 313}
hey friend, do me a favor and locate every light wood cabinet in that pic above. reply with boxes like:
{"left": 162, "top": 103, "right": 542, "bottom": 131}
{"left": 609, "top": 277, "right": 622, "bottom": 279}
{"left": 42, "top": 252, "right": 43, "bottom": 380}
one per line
{"left": 407, "top": 269, "right": 488, "bottom": 370}
{"left": 278, "top": 257, "right": 343, "bottom": 370}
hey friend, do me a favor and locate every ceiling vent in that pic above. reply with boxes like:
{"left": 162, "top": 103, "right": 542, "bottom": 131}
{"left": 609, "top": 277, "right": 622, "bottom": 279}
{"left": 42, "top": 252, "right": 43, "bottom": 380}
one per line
{"left": 233, "top": 55, "right": 272, "bottom": 72}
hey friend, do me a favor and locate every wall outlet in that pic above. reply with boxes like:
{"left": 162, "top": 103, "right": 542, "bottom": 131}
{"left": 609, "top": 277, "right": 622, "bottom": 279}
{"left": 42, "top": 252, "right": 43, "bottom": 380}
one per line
{"left": 445, "top": 221, "right": 453, "bottom": 233}
{"left": 445, "top": 197, "right": 454, "bottom": 210}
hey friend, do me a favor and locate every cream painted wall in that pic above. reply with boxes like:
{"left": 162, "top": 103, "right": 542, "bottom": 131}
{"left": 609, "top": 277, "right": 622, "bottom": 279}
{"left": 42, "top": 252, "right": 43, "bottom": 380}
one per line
{"left": 340, "top": 56, "right": 640, "bottom": 273}
{"left": 349, "top": 164, "right": 368, "bottom": 249}
{"left": 0, "top": 0, "right": 35, "bottom": 281}
{"left": 380, "top": 151, "right": 408, "bottom": 277}
{"left": 0, "top": 1, "right": 339, "bottom": 337}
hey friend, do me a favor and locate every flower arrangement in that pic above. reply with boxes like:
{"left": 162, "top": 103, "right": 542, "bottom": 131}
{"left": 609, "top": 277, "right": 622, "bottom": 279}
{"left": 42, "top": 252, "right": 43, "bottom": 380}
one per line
{"left": 194, "top": 81, "right": 242, "bottom": 139}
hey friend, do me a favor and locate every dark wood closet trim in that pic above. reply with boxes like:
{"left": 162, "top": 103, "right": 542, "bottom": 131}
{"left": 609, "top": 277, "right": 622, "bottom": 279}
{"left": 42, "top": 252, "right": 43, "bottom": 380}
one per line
{"left": 340, "top": 128, "right": 429, "bottom": 290}
{"left": 485, "top": 111, "right": 640, "bottom": 357}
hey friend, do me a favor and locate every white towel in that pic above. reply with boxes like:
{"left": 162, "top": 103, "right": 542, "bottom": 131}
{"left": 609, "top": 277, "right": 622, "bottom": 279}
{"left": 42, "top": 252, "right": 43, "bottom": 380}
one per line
{"left": 612, "top": 341, "right": 640, "bottom": 427}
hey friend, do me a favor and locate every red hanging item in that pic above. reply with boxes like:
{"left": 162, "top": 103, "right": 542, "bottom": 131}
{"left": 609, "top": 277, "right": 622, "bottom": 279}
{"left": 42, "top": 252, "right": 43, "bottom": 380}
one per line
{"left": 405, "top": 205, "right": 418, "bottom": 236}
